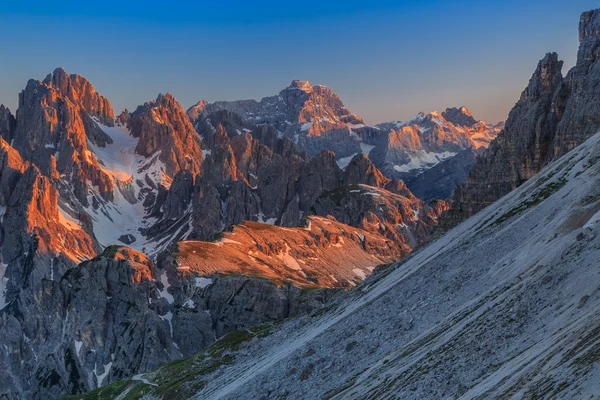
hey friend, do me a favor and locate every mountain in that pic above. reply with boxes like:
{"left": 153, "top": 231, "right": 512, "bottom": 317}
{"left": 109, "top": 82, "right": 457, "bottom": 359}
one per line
{"left": 445, "top": 9, "right": 600, "bottom": 225}
{"left": 76, "top": 104, "right": 600, "bottom": 400}
{"left": 188, "top": 80, "right": 368, "bottom": 159}
{"left": 189, "top": 85, "right": 501, "bottom": 200}
{"left": 370, "top": 107, "right": 502, "bottom": 181}
{"left": 404, "top": 148, "right": 477, "bottom": 202}
{"left": 0, "top": 68, "right": 450, "bottom": 398}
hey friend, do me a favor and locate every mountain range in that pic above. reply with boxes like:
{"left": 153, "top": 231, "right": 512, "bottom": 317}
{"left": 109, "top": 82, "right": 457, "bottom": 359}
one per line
{"left": 1, "top": 6, "right": 600, "bottom": 400}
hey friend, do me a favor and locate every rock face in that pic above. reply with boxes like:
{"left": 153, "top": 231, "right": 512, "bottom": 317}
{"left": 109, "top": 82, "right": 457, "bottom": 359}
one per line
{"left": 0, "top": 106, "right": 16, "bottom": 143}
{"left": 129, "top": 93, "right": 203, "bottom": 177}
{"left": 446, "top": 11, "right": 600, "bottom": 225}
{"left": 405, "top": 149, "right": 476, "bottom": 201}
{"left": 12, "top": 68, "right": 115, "bottom": 204}
{"left": 0, "top": 245, "right": 337, "bottom": 399}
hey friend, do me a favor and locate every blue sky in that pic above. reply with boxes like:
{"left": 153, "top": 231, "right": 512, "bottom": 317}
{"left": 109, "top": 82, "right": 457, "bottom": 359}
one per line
{"left": 0, "top": 0, "right": 598, "bottom": 124}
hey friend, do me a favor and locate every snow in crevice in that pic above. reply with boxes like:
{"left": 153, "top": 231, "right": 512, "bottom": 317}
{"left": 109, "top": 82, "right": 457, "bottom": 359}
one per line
{"left": 158, "top": 272, "right": 174, "bottom": 304}
{"left": 195, "top": 277, "right": 213, "bottom": 289}
{"left": 82, "top": 120, "right": 169, "bottom": 254}
{"left": 93, "top": 361, "right": 112, "bottom": 387}
{"left": 393, "top": 150, "right": 457, "bottom": 173}
{"left": 0, "top": 262, "right": 8, "bottom": 310}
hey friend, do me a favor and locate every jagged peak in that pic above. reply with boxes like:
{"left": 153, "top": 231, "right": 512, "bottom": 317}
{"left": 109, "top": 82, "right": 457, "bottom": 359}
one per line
{"left": 520, "top": 53, "right": 563, "bottom": 101}
{"left": 289, "top": 79, "right": 313, "bottom": 92}
{"left": 579, "top": 8, "right": 600, "bottom": 42}
{"left": 442, "top": 106, "right": 478, "bottom": 127}
{"left": 187, "top": 100, "right": 208, "bottom": 120}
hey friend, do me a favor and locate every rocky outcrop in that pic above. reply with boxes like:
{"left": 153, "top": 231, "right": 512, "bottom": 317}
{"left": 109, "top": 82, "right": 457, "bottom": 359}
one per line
{"left": 12, "top": 68, "right": 115, "bottom": 204}
{"left": 313, "top": 184, "right": 442, "bottom": 250}
{"left": 0, "top": 106, "right": 16, "bottom": 143}
{"left": 0, "top": 245, "right": 336, "bottom": 399}
{"left": 553, "top": 9, "right": 600, "bottom": 154}
{"left": 129, "top": 93, "right": 203, "bottom": 177}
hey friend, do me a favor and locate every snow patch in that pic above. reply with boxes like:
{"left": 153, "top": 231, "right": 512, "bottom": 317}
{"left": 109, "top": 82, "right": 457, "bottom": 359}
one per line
{"left": 337, "top": 153, "right": 358, "bottom": 169}
{"left": 196, "top": 277, "right": 214, "bottom": 289}
{"left": 0, "top": 262, "right": 8, "bottom": 310}
{"left": 158, "top": 272, "right": 174, "bottom": 304}
{"left": 393, "top": 150, "right": 457, "bottom": 173}
{"left": 93, "top": 361, "right": 112, "bottom": 387}
{"left": 353, "top": 268, "right": 367, "bottom": 280}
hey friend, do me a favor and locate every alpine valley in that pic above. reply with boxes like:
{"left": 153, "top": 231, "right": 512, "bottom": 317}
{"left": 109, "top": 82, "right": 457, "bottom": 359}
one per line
{"left": 1, "top": 7, "right": 600, "bottom": 400}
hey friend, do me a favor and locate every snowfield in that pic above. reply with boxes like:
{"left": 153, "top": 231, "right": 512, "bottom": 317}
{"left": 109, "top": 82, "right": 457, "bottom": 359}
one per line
{"left": 83, "top": 120, "right": 177, "bottom": 256}
{"left": 180, "top": 132, "right": 600, "bottom": 399}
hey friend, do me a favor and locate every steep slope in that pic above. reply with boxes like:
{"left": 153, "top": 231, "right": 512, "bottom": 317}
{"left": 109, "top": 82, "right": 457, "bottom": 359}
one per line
{"left": 91, "top": 126, "right": 600, "bottom": 400}
{"left": 447, "top": 9, "right": 600, "bottom": 225}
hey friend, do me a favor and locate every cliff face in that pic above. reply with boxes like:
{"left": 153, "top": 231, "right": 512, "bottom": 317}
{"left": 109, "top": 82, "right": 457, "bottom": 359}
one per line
{"left": 12, "top": 68, "right": 115, "bottom": 204}
{"left": 129, "top": 93, "right": 204, "bottom": 177}
{"left": 445, "top": 11, "right": 600, "bottom": 225}
{"left": 0, "top": 245, "right": 337, "bottom": 399}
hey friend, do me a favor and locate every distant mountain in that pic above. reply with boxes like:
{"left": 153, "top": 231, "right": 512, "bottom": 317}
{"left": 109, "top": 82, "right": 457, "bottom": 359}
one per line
{"left": 189, "top": 84, "right": 501, "bottom": 199}
{"left": 370, "top": 107, "right": 502, "bottom": 181}
{"left": 188, "top": 80, "right": 368, "bottom": 159}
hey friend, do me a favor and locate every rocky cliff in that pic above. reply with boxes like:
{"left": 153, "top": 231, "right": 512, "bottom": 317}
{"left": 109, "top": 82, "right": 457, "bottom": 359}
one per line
{"left": 0, "top": 245, "right": 337, "bottom": 399}
{"left": 129, "top": 93, "right": 204, "bottom": 178}
{"left": 446, "top": 10, "right": 600, "bottom": 225}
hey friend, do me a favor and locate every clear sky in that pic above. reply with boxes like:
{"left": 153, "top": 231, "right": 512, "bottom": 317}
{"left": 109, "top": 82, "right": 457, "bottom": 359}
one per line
{"left": 0, "top": 0, "right": 598, "bottom": 125}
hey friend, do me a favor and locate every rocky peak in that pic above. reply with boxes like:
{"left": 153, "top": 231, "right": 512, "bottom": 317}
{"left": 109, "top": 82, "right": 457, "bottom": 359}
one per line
{"left": 116, "top": 109, "right": 129, "bottom": 126}
{"left": 103, "top": 246, "right": 155, "bottom": 283}
{"left": 47, "top": 67, "right": 115, "bottom": 126}
{"left": 130, "top": 93, "right": 203, "bottom": 177}
{"left": 187, "top": 100, "right": 208, "bottom": 120}
{"left": 201, "top": 124, "right": 238, "bottom": 184}
{"left": 0, "top": 105, "right": 16, "bottom": 143}
{"left": 579, "top": 9, "right": 600, "bottom": 52}
{"left": 343, "top": 153, "right": 390, "bottom": 188}
{"left": 13, "top": 68, "right": 116, "bottom": 204}
{"left": 288, "top": 79, "right": 314, "bottom": 93}
{"left": 521, "top": 53, "right": 563, "bottom": 101}
{"left": 442, "top": 106, "right": 477, "bottom": 127}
